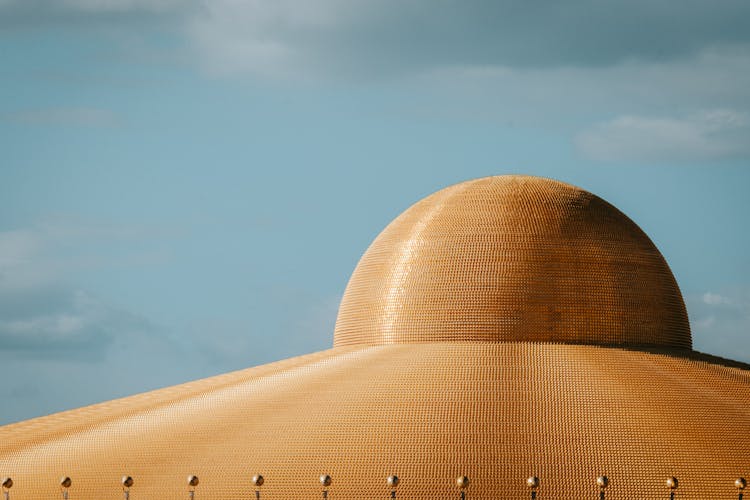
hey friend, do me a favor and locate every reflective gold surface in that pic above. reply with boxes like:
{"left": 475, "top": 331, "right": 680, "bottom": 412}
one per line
{"left": 335, "top": 176, "right": 690, "bottom": 348}
{"left": 0, "top": 176, "right": 747, "bottom": 500}
{"left": 1, "top": 344, "right": 748, "bottom": 499}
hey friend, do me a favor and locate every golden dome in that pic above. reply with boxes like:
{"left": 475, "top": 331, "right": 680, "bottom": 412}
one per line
{"left": 335, "top": 175, "right": 690, "bottom": 349}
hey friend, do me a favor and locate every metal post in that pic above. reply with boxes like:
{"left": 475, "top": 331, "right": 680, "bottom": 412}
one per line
{"left": 121, "top": 475, "right": 133, "bottom": 500}
{"left": 252, "top": 473, "right": 264, "bottom": 500}
{"left": 737, "top": 478, "right": 747, "bottom": 500}
{"left": 1, "top": 477, "right": 12, "bottom": 500}
{"left": 320, "top": 474, "right": 332, "bottom": 499}
{"left": 527, "top": 476, "right": 539, "bottom": 499}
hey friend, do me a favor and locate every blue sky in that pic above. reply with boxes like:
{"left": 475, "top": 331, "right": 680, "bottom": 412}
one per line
{"left": 1, "top": 0, "right": 749, "bottom": 425}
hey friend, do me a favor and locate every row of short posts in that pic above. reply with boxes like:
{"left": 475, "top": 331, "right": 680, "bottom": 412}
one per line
{"left": 0, "top": 474, "right": 747, "bottom": 498}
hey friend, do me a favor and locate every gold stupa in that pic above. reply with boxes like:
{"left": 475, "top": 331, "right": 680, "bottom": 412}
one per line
{"left": 1, "top": 175, "right": 748, "bottom": 499}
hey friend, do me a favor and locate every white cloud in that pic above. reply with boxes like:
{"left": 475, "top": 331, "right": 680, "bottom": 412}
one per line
{"left": 0, "top": 217, "right": 164, "bottom": 292}
{"left": 0, "top": 220, "right": 163, "bottom": 358}
{"left": 702, "top": 292, "right": 735, "bottom": 306}
{"left": 185, "top": 0, "right": 364, "bottom": 78}
{"left": 575, "top": 109, "right": 750, "bottom": 162}
{"left": 177, "top": 1, "right": 750, "bottom": 79}
{"left": 4, "top": 0, "right": 750, "bottom": 165}
{"left": 689, "top": 287, "right": 750, "bottom": 363}
{"left": 0, "top": 289, "right": 149, "bottom": 355}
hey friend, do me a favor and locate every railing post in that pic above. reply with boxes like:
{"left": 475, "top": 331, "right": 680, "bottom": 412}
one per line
{"left": 456, "top": 475, "right": 469, "bottom": 499}
{"left": 1, "top": 477, "right": 12, "bottom": 500}
{"left": 60, "top": 476, "right": 72, "bottom": 500}
{"left": 320, "top": 474, "right": 332, "bottom": 499}
{"left": 666, "top": 477, "right": 678, "bottom": 500}
{"left": 596, "top": 475, "right": 609, "bottom": 500}
{"left": 252, "top": 474, "right": 264, "bottom": 500}
{"left": 526, "top": 476, "right": 539, "bottom": 499}
{"left": 187, "top": 475, "right": 199, "bottom": 500}
{"left": 736, "top": 478, "right": 747, "bottom": 500}
{"left": 387, "top": 475, "right": 399, "bottom": 499}
{"left": 121, "top": 475, "right": 133, "bottom": 500}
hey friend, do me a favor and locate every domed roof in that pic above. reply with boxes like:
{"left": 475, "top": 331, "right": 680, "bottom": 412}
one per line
{"left": 335, "top": 175, "right": 690, "bottom": 349}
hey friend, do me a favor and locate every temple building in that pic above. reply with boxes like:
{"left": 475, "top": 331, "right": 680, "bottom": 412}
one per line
{"left": 1, "top": 175, "right": 748, "bottom": 499}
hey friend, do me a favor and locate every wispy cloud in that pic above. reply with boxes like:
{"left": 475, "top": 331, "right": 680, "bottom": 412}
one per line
{"left": 182, "top": 0, "right": 750, "bottom": 79}
{"left": 575, "top": 109, "right": 750, "bottom": 163}
{"left": 5, "top": 107, "right": 120, "bottom": 127}
{"left": 58, "top": 0, "right": 187, "bottom": 12}
{"left": 0, "top": 288, "right": 151, "bottom": 358}
{"left": 689, "top": 287, "right": 750, "bottom": 362}
{"left": 4, "top": 1, "right": 750, "bottom": 77}
{"left": 0, "top": 219, "right": 197, "bottom": 423}
{"left": 0, "top": 220, "right": 164, "bottom": 359}
{"left": 0, "top": 0, "right": 192, "bottom": 23}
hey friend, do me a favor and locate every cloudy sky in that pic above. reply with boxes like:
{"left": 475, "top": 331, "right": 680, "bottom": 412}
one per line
{"left": 1, "top": 0, "right": 749, "bottom": 425}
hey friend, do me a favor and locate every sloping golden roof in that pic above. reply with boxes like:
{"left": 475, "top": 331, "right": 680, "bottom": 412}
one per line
{"left": 1, "top": 175, "right": 748, "bottom": 500}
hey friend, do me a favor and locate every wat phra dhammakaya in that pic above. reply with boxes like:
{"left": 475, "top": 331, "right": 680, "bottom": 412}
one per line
{"left": 1, "top": 175, "right": 749, "bottom": 499}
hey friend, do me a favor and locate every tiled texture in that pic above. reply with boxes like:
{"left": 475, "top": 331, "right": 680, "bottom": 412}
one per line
{"left": 335, "top": 176, "right": 690, "bottom": 348}
{"left": 1, "top": 344, "right": 748, "bottom": 499}
{"left": 2, "top": 175, "right": 744, "bottom": 500}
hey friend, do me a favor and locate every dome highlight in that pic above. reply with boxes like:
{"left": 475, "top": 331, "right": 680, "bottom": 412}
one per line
{"left": 334, "top": 175, "right": 690, "bottom": 349}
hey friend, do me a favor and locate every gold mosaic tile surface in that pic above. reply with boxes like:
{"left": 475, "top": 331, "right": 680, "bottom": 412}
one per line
{"left": 335, "top": 176, "right": 690, "bottom": 348}
{"left": 1, "top": 344, "right": 749, "bottom": 499}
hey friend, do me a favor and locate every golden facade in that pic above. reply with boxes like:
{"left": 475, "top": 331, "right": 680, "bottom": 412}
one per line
{"left": 1, "top": 176, "right": 748, "bottom": 499}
